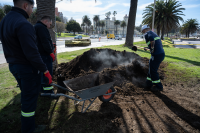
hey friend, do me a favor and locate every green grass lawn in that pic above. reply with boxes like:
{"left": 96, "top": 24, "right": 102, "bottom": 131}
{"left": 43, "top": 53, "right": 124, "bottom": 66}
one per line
{"left": 57, "top": 33, "right": 89, "bottom": 38}
{"left": 0, "top": 38, "right": 200, "bottom": 132}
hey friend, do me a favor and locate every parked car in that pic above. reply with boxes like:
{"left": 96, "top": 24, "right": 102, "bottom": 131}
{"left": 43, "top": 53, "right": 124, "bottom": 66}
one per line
{"left": 74, "top": 35, "right": 82, "bottom": 39}
{"left": 90, "top": 35, "right": 95, "bottom": 39}
{"left": 115, "top": 35, "right": 122, "bottom": 40}
{"left": 95, "top": 34, "right": 101, "bottom": 38}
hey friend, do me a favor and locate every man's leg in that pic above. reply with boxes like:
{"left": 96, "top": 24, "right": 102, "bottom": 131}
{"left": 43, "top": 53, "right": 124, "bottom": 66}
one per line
{"left": 9, "top": 64, "right": 41, "bottom": 133}
{"left": 41, "top": 55, "right": 54, "bottom": 94}
{"left": 145, "top": 58, "right": 153, "bottom": 89}
{"left": 149, "top": 53, "right": 165, "bottom": 90}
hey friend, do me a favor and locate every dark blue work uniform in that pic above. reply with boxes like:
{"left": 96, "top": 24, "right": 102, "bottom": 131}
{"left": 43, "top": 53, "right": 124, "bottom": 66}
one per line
{"left": 34, "top": 21, "right": 54, "bottom": 93}
{"left": 144, "top": 31, "right": 165, "bottom": 89}
{"left": 0, "top": 7, "right": 47, "bottom": 133}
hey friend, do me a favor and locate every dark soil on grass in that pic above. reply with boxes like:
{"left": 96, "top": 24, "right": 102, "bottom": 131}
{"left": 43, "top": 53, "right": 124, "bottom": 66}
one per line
{"left": 49, "top": 48, "right": 200, "bottom": 132}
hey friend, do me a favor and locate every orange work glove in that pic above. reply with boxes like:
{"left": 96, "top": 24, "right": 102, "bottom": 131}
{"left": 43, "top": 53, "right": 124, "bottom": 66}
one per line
{"left": 44, "top": 71, "right": 52, "bottom": 84}
{"left": 50, "top": 53, "right": 55, "bottom": 61}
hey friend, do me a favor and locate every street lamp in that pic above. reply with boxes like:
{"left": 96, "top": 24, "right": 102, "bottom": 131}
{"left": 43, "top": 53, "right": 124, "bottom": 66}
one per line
{"left": 152, "top": 0, "right": 156, "bottom": 32}
{"left": 55, "top": 0, "right": 63, "bottom": 41}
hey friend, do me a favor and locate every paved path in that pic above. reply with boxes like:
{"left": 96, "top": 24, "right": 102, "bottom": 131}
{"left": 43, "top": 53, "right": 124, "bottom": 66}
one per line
{"left": 0, "top": 37, "right": 143, "bottom": 65}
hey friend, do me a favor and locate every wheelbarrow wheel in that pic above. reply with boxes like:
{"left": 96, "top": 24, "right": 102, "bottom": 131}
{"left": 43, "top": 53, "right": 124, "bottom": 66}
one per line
{"left": 98, "top": 87, "right": 115, "bottom": 103}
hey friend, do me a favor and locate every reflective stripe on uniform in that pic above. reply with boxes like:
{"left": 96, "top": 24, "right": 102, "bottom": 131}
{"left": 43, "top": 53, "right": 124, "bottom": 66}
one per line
{"left": 43, "top": 86, "right": 53, "bottom": 90}
{"left": 147, "top": 77, "right": 152, "bottom": 81}
{"left": 147, "top": 41, "right": 150, "bottom": 46}
{"left": 154, "top": 37, "right": 160, "bottom": 40}
{"left": 21, "top": 111, "right": 35, "bottom": 117}
{"left": 152, "top": 79, "right": 161, "bottom": 83}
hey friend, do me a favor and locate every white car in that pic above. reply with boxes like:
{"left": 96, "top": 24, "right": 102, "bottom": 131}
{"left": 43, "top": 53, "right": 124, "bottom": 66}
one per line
{"left": 115, "top": 35, "right": 122, "bottom": 40}
{"left": 90, "top": 35, "right": 95, "bottom": 39}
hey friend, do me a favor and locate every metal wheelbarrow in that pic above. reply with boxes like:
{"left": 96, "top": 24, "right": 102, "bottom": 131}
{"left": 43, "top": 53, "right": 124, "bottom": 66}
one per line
{"left": 48, "top": 73, "right": 117, "bottom": 113}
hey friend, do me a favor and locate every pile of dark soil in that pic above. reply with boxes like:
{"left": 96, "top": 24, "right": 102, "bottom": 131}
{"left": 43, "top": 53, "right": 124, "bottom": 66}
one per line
{"left": 54, "top": 48, "right": 165, "bottom": 96}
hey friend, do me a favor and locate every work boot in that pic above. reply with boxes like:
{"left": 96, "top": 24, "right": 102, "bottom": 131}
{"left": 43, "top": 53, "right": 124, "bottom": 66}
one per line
{"left": 151, "top": 86, "right": 163, "bottom": 91}
{"left": 33, "top": 125, "right": 46, "bottom": 133}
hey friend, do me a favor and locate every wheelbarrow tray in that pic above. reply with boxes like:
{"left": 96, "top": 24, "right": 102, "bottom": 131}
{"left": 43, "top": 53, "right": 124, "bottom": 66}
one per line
{"left": 63, "top": 73, "right": 115, "bottom": 99}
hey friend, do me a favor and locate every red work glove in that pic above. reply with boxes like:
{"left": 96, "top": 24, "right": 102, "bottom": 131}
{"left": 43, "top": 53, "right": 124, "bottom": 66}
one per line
{"left": 50, "top": 53, "right": 55, "bottom": 61}
{"left": 53, "top": 46, "right": 57, "bottom": 54}
{"left": 44, "top": 71, "right": 52, "bottom": 85}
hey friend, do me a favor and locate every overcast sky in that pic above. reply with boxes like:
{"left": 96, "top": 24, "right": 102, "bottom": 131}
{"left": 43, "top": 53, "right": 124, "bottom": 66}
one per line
{"left": 1, "top": 0, "right": 200, "bottom": 26}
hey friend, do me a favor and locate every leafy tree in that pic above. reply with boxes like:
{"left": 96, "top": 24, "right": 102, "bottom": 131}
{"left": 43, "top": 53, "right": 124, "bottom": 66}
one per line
{"left": 120, "top": 21, "right": 126, "bottom": 37}
{"left": 114, "top": 20, "right": 120, "bottom": 35}
{"left": 56, "top": 21, "right": 65, "bottom": 36}
{"left": 3, "top": 5, "right": 12, "bottom": 14}
{"left": 124, "top": 0, "right": 138, "bottom": 47}
{"left": 66, "top": 20, "right": 81, "bottom": 35}
{"left": 105, "top": 11, "right": 111, "bottom": 18}
{"left": 0, "top": 8, "right": 5, "bottom": 21}
{"left": 56, "top": 16, "right": 61, "bottom": 22}
{"left": 142, "top": 0, "right": 185, "bottom": 39}
{"left": 28, "top": 8, "right": 37, "bottom": 25}
{"left": 105, "top": 30, "right": 109, "bottom": 35}
{"left": 93, "top": 15, "right": 99, "bottom": 34}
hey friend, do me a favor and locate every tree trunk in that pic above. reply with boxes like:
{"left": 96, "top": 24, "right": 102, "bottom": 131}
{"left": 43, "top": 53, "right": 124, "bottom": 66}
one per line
{"left": 36, "top": 0, "right": 57, "bottom": 70}
{"left": 124, "top": 0, "right": 138, "bottom": 47}
{"left": 123, "top": 27, "right": 124, "bottom": 37}
{"left": 161, "top": 22, "right": 165, "bottom": 40}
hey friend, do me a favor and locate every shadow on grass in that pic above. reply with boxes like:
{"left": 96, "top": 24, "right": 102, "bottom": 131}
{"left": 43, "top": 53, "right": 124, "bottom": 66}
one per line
{"left": 136, "top": 49, "right": 200, "bottom": 66}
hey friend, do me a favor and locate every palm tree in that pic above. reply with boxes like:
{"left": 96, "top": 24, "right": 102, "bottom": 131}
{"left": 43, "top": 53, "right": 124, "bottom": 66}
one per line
{"left": 83, "top": 15, "right": 90, "bottom": 34}
{"left": 124, "top": 0, "right": 138, "bottom": 47}
{"left": 100, "top": 21, "right": 105, "bottom": 34}
{"left": 142, "top": 0, "right": 185, "bottom": 39}
{"left": 87, "top": 19, "right": 91, "bottom": 35}
{"left": 93, "top": 15, "right": 99, "bottom": 34}
{"left": 114, "top": 20, "right": 120, "bottom": 35}
{"left": 113, "top": 11, "right": 117, "bottom": 21}
{"left": 81, "top": 23, "right": 85, "bottom": 33}
{"left": 121, "top": 21, "right": 126, "bottom": 37}
{"left": 0, "top": 8, "right": 5, "bottom": 21}
{"left": 181, "top": 19, "right": 199, "bottom": 38}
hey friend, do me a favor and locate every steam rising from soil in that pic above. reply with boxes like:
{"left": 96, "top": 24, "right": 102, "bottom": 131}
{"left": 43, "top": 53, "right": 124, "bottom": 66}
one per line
{"left": 55, "top": 48, "right": 165, "bottom": 95}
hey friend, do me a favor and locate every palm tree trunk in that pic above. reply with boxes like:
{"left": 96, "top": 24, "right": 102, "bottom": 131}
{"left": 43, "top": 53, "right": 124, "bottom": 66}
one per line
{"left": 124, "top": 0, "right": 138, "bottom": 47}
{"left": 161, "top": 21, "right": 165, "bottom": 40}
{"left": 123, "top": 27, "right": 124, "bottom": 37}
{"left": 36, "top": 0, "right": 57, "bottom": 70}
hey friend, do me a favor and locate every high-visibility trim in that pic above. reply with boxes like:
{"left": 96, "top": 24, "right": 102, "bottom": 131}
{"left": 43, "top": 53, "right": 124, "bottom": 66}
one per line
{"left": 147, "top": 77, "right": 152, "bottom": 81}
{"left": 154, "top": 37, "right": 160, "bottom": 40}
{"left": 152, "top": 79, "right": 161, "bottom": 83}
{"left": 147, "top": 41, "right": 150, "bottom": 46}
{"left": 21, "top": 111, "right": 35, "bottom": 117}
{"left": 43, "top": 86, "right": 53, "bottom": 90}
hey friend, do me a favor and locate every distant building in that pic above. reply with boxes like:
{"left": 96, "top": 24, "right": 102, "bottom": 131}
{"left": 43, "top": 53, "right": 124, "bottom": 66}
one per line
{"left": 93, "top": 14, "right": 140, "bottom": 36}
{"left": 55, "top": 7, "right": 64, "bottom": 22}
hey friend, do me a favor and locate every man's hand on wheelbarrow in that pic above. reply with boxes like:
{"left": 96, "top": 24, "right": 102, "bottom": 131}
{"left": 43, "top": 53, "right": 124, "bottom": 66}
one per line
{"left": 44, "top": 70, "right": 52, "bottom": 85}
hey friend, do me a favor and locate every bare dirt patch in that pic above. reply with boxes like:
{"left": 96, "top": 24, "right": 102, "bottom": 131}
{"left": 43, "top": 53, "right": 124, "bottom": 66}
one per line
{"left": 47, "top": 48, "right": 200, "bottom": 133}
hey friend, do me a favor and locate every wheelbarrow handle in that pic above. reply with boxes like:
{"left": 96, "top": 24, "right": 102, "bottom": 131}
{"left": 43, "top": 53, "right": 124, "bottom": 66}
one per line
{"left": 50, "top": 83, "right": 74, "bottom": 93}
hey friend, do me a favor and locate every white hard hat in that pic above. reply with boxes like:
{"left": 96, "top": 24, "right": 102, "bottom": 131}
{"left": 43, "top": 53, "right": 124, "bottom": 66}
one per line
{"left": 141, "top": 25, "right": 150, "bottom": 32}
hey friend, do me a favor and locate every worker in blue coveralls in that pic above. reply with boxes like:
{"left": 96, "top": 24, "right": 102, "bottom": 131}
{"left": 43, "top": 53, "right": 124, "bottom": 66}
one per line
{"left": 0, "top": 0, "right": 52, "bottom": 132}
{"left": 142, "top": 25, "right": 165, "bottom": 91}
{"left": 34, "top": 16, "right": 56, "bottom": 97}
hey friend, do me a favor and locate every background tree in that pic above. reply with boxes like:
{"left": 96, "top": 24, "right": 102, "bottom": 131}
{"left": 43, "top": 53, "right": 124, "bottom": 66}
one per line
{"left": 100, "top": 20, "right": 105, "bottom": 34}
{"left": 28, "top": 8, "right": 37, "bottom": 25}
{"left": 181, "top": 19, "right": 199, "bottom": 38}
{"left": 125, "top": 0, "right": 138, "bottom": 47}
{"left": 56, "top": 16, "right": 61, "bottom": 22}
{"left": 113, "top": 11, "right": 117, "bottom": 20}
{"left": 114, "top": 20, "right": 120, "bottom": 35}
{"left": 120, "top": 21, "right": 126, "bottom": 37}
{"left": 3, "top": 5, "right": 12, "bottom": 14}
{"left": 142, "top": 0, "right": 185, "bottom": 39}
{"left": 56, "top": 21, "right": 65, "bottom": 36}
{"left": 105, "top": 11, "right": 111, "bottom": 18}
{"left": 93, "top": 15, "right": 99, "bottom": 34}
{"left": 81, "top": 23, "right": 85, "bottom": 33}
{"left": 105, "top": 30, "right": 109, "bottom": 35}
{"left": 0, "top": 8, "right": 5, "bottom": 21}
{"left": 83, "top": 15, "right": 90, "bottom": 34}
{"left": 66, "top": 20, "right": 81, "bottom": 35}
{"left": 135, "top": 25, "right": 142, "bottom": 33}
{"left": 86, "top": 19, "right": 91, "bottom": 35}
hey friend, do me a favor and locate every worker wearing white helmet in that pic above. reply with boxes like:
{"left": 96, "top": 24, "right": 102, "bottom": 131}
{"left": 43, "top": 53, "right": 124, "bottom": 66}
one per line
{"left": 142, "top": 25, "right": 165, "bottom": 91}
